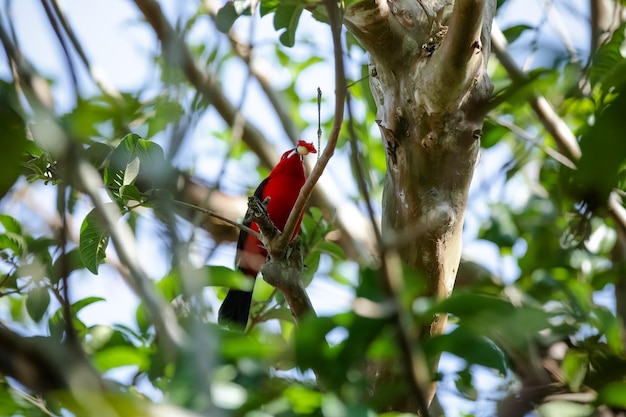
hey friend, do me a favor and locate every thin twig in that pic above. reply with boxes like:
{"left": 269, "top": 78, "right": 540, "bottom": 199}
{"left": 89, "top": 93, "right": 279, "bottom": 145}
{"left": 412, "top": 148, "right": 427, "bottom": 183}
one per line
{"left": 317, "top": 87, "right": 322, "bottom": 162}
{"left": 39, "top": 0, "right": 78, "bottom": 100}
{"left": 49, "top": 0, "right": 121, "bottom": 98}
{"left": 275, "top": 0, "right": 345, "bottom": 249}
{"left": 173, "top": 199, "right": 261, "bottom": 240}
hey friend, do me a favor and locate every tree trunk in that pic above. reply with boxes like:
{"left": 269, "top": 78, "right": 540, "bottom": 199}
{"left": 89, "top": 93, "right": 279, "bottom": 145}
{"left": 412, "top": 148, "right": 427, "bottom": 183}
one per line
{"left": 344, "top": 0, "right": 496, "bottom": 411}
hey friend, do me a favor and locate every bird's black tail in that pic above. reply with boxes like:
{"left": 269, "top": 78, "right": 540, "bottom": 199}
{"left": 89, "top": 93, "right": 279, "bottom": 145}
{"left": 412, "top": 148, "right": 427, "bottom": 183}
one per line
{"left": 218, "top": 290, "right": 253, "bottom": 328}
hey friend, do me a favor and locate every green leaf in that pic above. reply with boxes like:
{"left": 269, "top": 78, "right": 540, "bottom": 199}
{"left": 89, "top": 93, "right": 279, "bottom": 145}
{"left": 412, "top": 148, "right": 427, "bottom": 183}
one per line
{"left": 274, "top": 4, "right": 303, "bottom": 47}
{"left": 104, "top": 133, "right": 171, "bottom": 199}
{"left": 51, "top": 248, "right": 85, "bottom": 283}
{"left": 335, "top": 313, "right": 388, "bottom": 378}
{"left": 454, "top": 368, "right": 478, "bottom": 400}
{"left": 0, "top": 214, "right": 22, "bottom": 234}
{"left": 478, "top": 203, "right": 519, "bottom": 248}
{"left": 79, "top": 207, "right": 112, "bottom": 274}
{"left": 424, "top": 327, "right": 507, "bottom": 374}
{"left": 146, "top": 99, "right": 184, "bottom": 138}
{"left": 481, "top": 119, "right": 510, "bottom": 149}
{"left": 591, "top": 306, "right": 623, "bottom": 354}
{"left": 589, "top": 22, "right": 626, "bottom": 93}
{"left": 315, "top": 240, "right": 346, "bottom": 260}
{"left": 220, "top": 330, "right": 283, "bottom": 359}
{"left": 215, "top": 1, "right": 251, "bottom": 33}
{"left": 123, "top": 156, "right": 141, "bottom": 186}
{"left": 84, "top": 142, "right": 112, "bottom": 170}
{"left": 156, "top": 272, "right": 180, "bottom": 301}
{"left": 502, "top": 24, "right": 533, "bottom": 44}
{"left": 0, "top": 233, "right": 27, "bottom": 256}
{"left": 598, "top": 381, "right": 626, "bottom": 408}
{"left": 72, "top": 296, "right": 106, "bottom": 313}
{"left": 119, "top": 184, "right": 143, "bottom": 205}
{"left": 536, "top": 401, "right": 594, "bottom": 417}
{"left": 569, "top": 82, "right": 626, "bottom": 213}
{"left": 26, "top": 286, "right": 51, "bottom": 322}
{"left": 295, "top": 315, "right": 337, "bottom": 373}
{"left": 48, "top": 297, "right": 104, "bottom": 340}
{"left": 284, "top": 385, "right": 322, "bottom": 414}
{"left": 0, "top": 82, "right": 27, "bottom": 199}
{"left": 202, "top": 265, "right": 254, "bottom": 290}
{"left": 561, "top": 350, "right": 588, "bottom": 392}
{"left": 93, "top": 345, "right": 149, "bottom": 372}
{"left": 260, "top": 0, "right": 278, "bottom": 16}
{"left": 431, "top": 291, "right": 554, "bottom": 350}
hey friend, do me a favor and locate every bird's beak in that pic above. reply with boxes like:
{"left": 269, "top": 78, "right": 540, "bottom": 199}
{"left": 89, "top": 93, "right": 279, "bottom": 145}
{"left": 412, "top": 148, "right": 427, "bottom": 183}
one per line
{"left": 296, "top": 140, "right": 317, "bottom": 156}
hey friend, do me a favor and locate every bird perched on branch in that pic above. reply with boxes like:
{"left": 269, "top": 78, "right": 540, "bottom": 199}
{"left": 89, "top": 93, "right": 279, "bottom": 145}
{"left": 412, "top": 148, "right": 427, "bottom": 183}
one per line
{"left": 218, "top": 140, "right": 317, "bottom": 328}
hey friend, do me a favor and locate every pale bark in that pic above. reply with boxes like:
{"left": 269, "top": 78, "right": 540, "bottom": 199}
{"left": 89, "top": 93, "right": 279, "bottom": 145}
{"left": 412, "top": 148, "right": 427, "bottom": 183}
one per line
{"left": 345, "top": 0, "right": 496, "bottom": 412}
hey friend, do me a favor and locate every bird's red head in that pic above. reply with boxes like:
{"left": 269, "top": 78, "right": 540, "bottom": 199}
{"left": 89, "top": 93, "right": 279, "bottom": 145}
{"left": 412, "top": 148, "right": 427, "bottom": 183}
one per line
{"left": 279, "top": 140, "right": 317, "bottom": 161}
{"left": 296, "top": 140, "right": 317, "bottom": 156}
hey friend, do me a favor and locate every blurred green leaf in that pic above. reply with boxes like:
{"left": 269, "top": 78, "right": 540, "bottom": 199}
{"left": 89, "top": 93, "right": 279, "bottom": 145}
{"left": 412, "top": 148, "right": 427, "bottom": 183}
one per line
{"left": 569, "top": 82, "right": 626, "bottom": 213}
{"left": 93, "top": 345, "right": 149, "bottom": 372}
{"left": 479, "top": 203, "right": 519, "bottom": 249}
{"left": 84, "top": 142, "right": 112, "bottom": 170}
{"left": 79, "top": 206, "right": 112, "bottom": 274}
{"left": 424, "top": 327, "right": 507, "bottom": 374}
{"left": 0, "top": 82, "right": 27, "bottom": 199}
{"left": 536, "top": 401, "right": 594, "bottom": 417}
{"left": 454, "top": 368, "right": 478, "bottom": 400}
{"left": 561, "top": 350, "right": 587, "bottom": 392}
{"left": 589, "top": 22, "right": 626, "bottom": 94}
{"left": 0, "top": 214, "right": 23, "bottom": 235}
{"left": 0, "top": 232, "right": 27, "bottom": 256}
{"left": 216, "top": 1, "right": 251, "bottom": 33}
{"left": 48, "top": 297, "right": 104, "bottom": 340}
{"left": 202, "top": 265, "right": 252, "bottom": 290}
{"left": 146, "top": 99, "right": 184, "bottom": 138}
{"left": 26, "top": 286, "right": 51, "bottom": 322}
{"left": 598, "top": 381, "right": 626, "bottom": 408}
{"left": 502, "top": 24, "right": 533, "bottom": 44}
{"left": 220, "top": 329, "right": 284, "bottom": 359}
{"left": 284, "top": 385, "right": 322, "bottom": 414}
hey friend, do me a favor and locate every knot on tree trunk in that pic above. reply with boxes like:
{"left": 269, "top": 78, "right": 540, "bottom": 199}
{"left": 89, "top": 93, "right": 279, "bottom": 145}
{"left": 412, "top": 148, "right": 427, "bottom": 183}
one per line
{"left": 261, "top": 239, "right": 304, "bottom": 292}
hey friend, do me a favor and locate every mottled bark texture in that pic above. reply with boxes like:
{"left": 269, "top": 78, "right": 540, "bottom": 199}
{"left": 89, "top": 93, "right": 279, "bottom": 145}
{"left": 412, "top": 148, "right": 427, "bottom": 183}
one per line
{"left": 345, "top": 0, "right": 495, "bottom": 411}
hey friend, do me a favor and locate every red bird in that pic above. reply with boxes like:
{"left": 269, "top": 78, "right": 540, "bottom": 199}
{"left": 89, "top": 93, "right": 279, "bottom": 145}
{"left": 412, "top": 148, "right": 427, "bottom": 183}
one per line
{"left": 218, "top": 140, "right": 317, "bottom": 328}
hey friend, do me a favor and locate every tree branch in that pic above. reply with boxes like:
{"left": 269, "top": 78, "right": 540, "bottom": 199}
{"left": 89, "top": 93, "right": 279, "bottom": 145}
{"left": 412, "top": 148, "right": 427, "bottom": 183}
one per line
{"left": 490, "top": 23, "right": 581, "bottom": 161}
{"left": 427, "top": 0, "right": 486, "bottom": 111}
{"left": 590, "top": 0, "right": 625, "bottom": 54}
